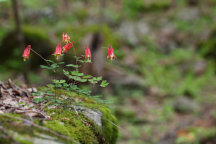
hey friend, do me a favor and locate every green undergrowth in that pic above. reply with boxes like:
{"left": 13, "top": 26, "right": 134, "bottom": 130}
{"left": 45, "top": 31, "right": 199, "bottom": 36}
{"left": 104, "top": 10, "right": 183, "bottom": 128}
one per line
{"left": 135, "top": 48, "right": 216, "bottom": 98}
{"left": 176, "top": 126, "right": 216, "bottom": 144}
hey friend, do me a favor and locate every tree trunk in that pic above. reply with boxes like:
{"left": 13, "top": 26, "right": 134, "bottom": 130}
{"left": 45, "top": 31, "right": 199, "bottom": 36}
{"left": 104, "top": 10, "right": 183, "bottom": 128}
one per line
{"left": 91, "top": 0, "right": 106, "bottom": 76}
{"left": 11, "top": 0, "right": 29, "bottom": 84}
{"left": 171, "top": 0, "right": 177, "bottom": 8}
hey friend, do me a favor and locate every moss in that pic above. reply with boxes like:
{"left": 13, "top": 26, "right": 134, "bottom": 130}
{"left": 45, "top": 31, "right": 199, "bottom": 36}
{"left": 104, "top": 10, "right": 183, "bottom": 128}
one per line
{"left": 43, "top": 88, "right": 119, "bottom": 144}
{"left": 0, "top": 88, "right": 118, "bottom": 144}
{"left": 81, "top": 104, "right": 119, "bottom": 144}
{"left": 123, "top": 0, "right": 170, "bottom": 19}
{"left": 0, "top": 114, "right": 69, "bottom": 144}
{"left": 22, "top": 25, "right": 49, "bottom": 41}
{"left": 100, "top": 107, "right": 119, "bottom": 144}
{"left": 44, "top": 108, "right": 102, "bottom": 144}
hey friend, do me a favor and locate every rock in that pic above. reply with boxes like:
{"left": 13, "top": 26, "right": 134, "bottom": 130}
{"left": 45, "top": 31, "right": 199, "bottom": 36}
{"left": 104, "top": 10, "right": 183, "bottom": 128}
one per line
{"left": 177, "top": 8, "right": 200, "bottom": 22}
{"left": 136, "top": 20, "right": 150, "bottom": 37}
{"left": 155, "top": 24, "right": 177, "bottom": 53}
{"left": 119, "top": 21, "right": 139, "bottom": 46}
{"left": 118, "top": 20, "right": 150, "bottom": 46}
{"left": 0, "top": 115, "right": 69, "bottom": 144}
{"left": 75, "top": 106, "right": 103, "bottom": 128}
{"left": 193, "top": 60, "right": 207, "bottom": 76}
{"left": 0, "top": 88, "right": 119, "bottom": 144}
{"left": 105, "top": 64, "right": 145, "bottom": 87}
{"left": 173, "top": 97, "right": 200, "bottom": 113}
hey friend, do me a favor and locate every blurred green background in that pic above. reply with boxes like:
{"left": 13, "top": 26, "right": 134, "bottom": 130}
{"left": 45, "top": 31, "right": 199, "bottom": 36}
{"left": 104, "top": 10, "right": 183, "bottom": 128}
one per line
{"left": 1, "top": 0, "right": 216, "bottom": 143}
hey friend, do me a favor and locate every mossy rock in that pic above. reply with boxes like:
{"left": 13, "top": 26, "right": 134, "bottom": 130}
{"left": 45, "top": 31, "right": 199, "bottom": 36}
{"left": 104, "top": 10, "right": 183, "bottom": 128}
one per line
{"left": 0, "top": 91, "right": 118, "bottom": 144}
{"left": 0, "top": 113, "right": 71, "bottom": 144}
{"left": 0, "top": 25, "right": 54, "bottom": 71}
{"left": 123, "top": 0, "right": 170, "bottom": 18}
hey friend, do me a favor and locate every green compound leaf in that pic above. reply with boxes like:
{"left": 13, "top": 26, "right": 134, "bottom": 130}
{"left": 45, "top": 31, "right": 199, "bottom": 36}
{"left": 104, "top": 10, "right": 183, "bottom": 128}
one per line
{"left": 79, "top": 79, "right": 87, "bottom": 82}
{"left": 63, "top": 69, "right": 70, "bottom": 75}
{"left": 53, "top": 79, "right": 66, "bottom": 84}
{"left": 66, "top": 64, "right": 79, "bottom": 68}
{"left": 40, "top": 65, "right": 52, "bottom": 70}
{"left": 88, "top": 79, "right": 98, "bottom": 84}
{"left": 33, "top": 98, "right": 45, "bottom": 103}
{"left": 46, "top": 84, "right": 55, "bottom": 88}
{"left": 45, "top": 59, "right": 55, "bottom": 64}
{"left": 58, "top": 62, "right": 65, "bottom": 65}
{"left": 83, "top": 75, "right": 92, "bottom": 79}
{"left": 77, "top": 59, "right": 89, "bottom": 63}
{"left": 100, "top": 80, "right": 109, "bottom": 87}
{"left": 51, "top": 63, "right": 59, "bottom": 69}
{"left": 96, "top": 76, "right": 102, "bottom": 81}
{"left": 71, "top": 71, "right": 84, "bottom": 76}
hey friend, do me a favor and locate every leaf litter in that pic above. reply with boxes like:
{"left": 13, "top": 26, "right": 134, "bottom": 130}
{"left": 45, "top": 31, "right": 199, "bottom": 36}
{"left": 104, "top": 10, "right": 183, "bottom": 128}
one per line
{"left": 0, "top": 79, "right": 50, "bottom": 119}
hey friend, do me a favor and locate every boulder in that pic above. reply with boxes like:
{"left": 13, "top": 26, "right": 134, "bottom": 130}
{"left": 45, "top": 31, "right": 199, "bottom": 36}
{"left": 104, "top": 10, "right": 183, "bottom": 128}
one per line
{"left": 0, "top": 83, "right": 118, "bottom": 144}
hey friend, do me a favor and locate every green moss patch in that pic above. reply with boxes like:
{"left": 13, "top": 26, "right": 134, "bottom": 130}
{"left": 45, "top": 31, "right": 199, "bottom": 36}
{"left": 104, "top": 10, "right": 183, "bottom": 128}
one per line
{"left": 44, "top": 89, "right": 119, "bottom": 143}
{"left": 44, "top": 108, "right": 104, "bottom": 144}
{"left": 0, "top": 114, "right": 68, "bottom": 144}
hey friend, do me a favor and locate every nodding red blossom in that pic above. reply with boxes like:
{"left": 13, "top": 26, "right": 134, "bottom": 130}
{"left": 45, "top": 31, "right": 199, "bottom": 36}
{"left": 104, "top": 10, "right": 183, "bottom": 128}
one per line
{"left": 107, "top": 45, "right": 116, "bottom": 60}
{"left": 63, "top": 42, "right": 73, "bottom": 53}
{"left": 53, "top": 43, "right": 62, "bottom": 60}
{"left": 85, "top": 45, "right": 91, "bottom": 62}
{"left": 22, "top": 45, "right": 31, "bottom": 61}
{"left": 62, "top": 32, "right": 70, "bottom": 43}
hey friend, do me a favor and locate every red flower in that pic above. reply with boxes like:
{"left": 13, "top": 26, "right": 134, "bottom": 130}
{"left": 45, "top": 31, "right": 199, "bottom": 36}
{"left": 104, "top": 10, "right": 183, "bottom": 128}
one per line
{"left": 22, "top": 45, "right": 31, "bottom": 61}
{"left": 107, "top": 45, "right": 116, "bottom": 60}
{"left": 63, "top": 42, "right": 73, "bottom": 53}
{"left": 62, "top": 32, "right": 70, "bottom": 43}
{"left": 85, "top": 45, "right": 91, "bottom": 62}
{"left": 53, "top": 43, "right": 62, "bottom": 60}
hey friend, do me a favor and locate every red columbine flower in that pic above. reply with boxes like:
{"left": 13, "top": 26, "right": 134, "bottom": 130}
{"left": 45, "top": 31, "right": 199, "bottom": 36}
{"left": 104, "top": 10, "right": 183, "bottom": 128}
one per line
{"left": 62, "top": 32, "right": 70, "bottom": 43}
{"left": 53, "top": 43, "right": 62, "bottom": 60}
{"left": 85, "top": 45, "right": 91, "bottom": 62}
{"left": 107, "top": 45, "right": 116, "bottom": 60}
{"left": 22, "top": 45, "right": 31, "bottom": 61}
{"left": 63, "top": 42, "right": 73, "bottom": 53}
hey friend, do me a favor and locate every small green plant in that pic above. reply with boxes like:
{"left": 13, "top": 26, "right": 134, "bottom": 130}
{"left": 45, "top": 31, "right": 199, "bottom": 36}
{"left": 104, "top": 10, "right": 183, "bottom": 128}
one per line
{"left": 22, "top": 32, "right": 116, "bottom": 105}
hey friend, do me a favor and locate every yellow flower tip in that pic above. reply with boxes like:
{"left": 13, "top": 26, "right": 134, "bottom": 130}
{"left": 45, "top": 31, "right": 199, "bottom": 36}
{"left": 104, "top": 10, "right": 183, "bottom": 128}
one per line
{"left": 87, "top": 58, "right": 91, "bottom": 63}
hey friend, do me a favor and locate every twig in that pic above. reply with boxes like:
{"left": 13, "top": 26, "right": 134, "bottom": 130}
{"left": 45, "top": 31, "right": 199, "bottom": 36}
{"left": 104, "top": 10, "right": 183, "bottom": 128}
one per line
{"left": 66, "top": 45, "right": 79, "bottom": 84}
{"left": 103, "top": 118, "right": 122, "bottom": 130}
{"left": 30, "top": 48, "right": 51, "bottom": 67}
{"left": 30, "top": 48, "right": 56, "bottom": 73}
{"left": 0, "top": 113, "right": 80, "bottom": 144}
{"left": 72, "top": 46, "right": 78, "bottom": 71}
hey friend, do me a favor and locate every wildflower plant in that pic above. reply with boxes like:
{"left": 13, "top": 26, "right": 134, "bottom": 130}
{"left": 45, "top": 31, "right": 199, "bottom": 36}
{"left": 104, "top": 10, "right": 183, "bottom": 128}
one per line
{"left": 22, "top": 32, "right": 115, "bottom": 105}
